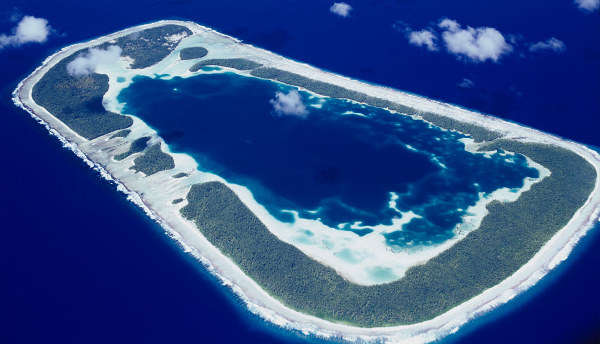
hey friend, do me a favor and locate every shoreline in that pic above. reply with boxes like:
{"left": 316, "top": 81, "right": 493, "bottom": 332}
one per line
{"left": 13, "top": 19, "right": 600, "bottom": 344}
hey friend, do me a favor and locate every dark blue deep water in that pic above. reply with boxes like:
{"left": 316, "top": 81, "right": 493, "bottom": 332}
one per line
{"left": 1, "top": 0, "right": 598, "bottom": 343}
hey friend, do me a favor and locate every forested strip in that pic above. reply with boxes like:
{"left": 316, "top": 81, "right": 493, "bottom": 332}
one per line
{"left": 420, "top": 112, "right": 502, "bottom": 143}
{"left": 190, "top": 58, "right": 263, "bottom": 72}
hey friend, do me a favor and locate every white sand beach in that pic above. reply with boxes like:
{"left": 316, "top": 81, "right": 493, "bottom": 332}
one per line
{"left": 13, "top": 20, "right": 600, "bottom": 344}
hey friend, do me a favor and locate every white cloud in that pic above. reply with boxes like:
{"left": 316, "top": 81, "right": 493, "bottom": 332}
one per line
{"left": 438, "top": 19, "right": 512, "bottom": 62}
{"left": 458, "top": 78, "right": 475, "bottom": 88}
{"left": 270, "top": 90, "right": 308, "bottom": 117}
{"left": 66, "top": 45, "right": 122, "bottom": 77}
{"left": 438, "top": 19, "right": 460, "bottom": 31}
{"left": 529, "top": 38, "right": 566, "bottom": 53}
{"left": 408, "top": 29, "right": 437, "bottom": 51}
{"left": 0, "top": 15, "right": 51, "bottom": 49}
{"left": 575, "top": 0, "right": 599, "bottom": 11}
{"left": 330, "top": 2, "right": 352, "bottom": 17}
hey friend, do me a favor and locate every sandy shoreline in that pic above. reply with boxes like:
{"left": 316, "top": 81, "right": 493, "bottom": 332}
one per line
{"left": 13, "top": 20, "right": 600, "bottom": 344}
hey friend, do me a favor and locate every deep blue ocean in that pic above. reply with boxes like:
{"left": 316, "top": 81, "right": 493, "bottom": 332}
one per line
{"left": 1, "top": 0, "right": 598, "bottom": 343}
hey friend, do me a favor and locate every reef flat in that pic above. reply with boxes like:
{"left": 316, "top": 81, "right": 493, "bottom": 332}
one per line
{"left": 13, "top": 20, "right": 600, "bottom": 343}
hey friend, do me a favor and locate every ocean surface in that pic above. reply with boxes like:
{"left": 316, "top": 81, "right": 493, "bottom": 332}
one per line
{"left": 1, "top": 0, "right": 598, "bottom": 343}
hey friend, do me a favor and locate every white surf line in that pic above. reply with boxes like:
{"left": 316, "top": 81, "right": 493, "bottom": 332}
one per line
{"left": 13, "top": 20, "right": 600, "bottom": 344}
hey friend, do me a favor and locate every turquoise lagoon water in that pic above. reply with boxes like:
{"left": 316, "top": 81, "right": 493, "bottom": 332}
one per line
{"left": 118, "top": 72, "right": 538, "bottom": 248}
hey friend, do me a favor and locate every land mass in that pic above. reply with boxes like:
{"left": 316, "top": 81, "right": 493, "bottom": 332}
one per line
{"left": 13, "top": 20, "right": 600, "bottom": 343}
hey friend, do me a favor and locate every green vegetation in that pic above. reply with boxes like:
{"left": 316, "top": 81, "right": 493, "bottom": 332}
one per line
{"left": 110, "top": 129, "right": 131, "bottom": 139}
{"left": 179, "top": 47, "right": 209, "bottom": 60}
{"left": 420, "top": 112, "right": 502, "bottom": 143}
{"left": 31, "top": 24, "right": 192, "bottom": 140}
{"left": 100, "top": 25, "right": 192, "bottom": 69}
{"left": 173, "top": 198, "right": 184, "bottom": 205}
{"left": 114, "top": 136, "right": 150, "bottom": 161}
{"left": 181, "top": 142, "right": 596, "bottom": 326}
{"left": 173, "top": 172, "right": 188, "bottom": 178}
{"left": 130, "top": 143, "right": 175, "bottom": 175}
{"left": 190, "top": 58, "right": 263, "bottom": 72}
{"left": 250, "top": 67, "right": 418, "bottom": 116}
{"left": 32, "top": 58, "right": 133, "bottom": 139}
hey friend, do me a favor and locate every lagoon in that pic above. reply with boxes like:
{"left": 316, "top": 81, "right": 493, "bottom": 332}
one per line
{"left": 118, "top": 71, "right": 538, "bottom": 265}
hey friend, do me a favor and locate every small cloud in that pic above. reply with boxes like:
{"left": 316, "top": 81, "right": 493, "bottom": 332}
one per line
{"left": 330, "top": 2, "right": 352, "bottom": 17}
{"left": 458, "top": 78, "right": 475, "bottom": 89}
{"left": 392, "top": 20, "right": 409, "bottom": 32}
{"left": 438, "top": 19, "right": 460, "bottom": 31}
{"left": 408, "top": 29, "right": 438, "bottom": 51}
{"left": 66, "top": 45, "right": 122, "bottom": 77}
{"left": 270, "top": 90, "right": 308, "bottom": 117}
{"left": 0, "top": 15, "right": 52, "bottom": 49}
{"left": 438, "top": 18, "right": 512, "bottom": 63}
{"left": 528, "top": 38, "right": 566, "bottom": 53}
{"left": 402, "top": 19, "right": 512, "bottom": 63}
{"left": 575, "top": 0, "right": 599, "bottom": 11}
